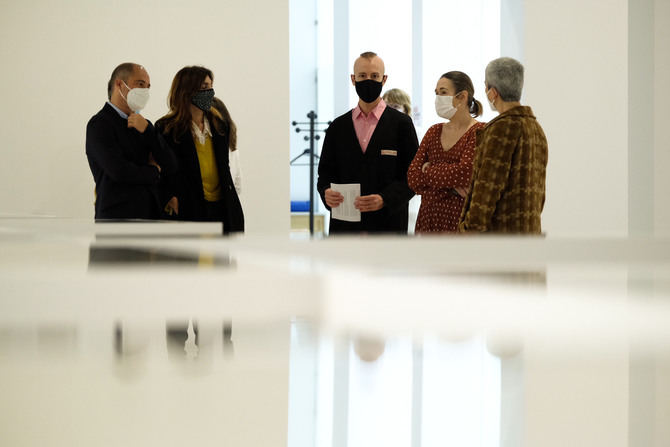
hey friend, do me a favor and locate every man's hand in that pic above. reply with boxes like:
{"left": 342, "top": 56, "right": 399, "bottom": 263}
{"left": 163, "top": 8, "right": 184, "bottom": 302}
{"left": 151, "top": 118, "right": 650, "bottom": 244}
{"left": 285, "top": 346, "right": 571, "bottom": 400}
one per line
{"left": 454, "top": 186, "right": 469, "bottom": 198}
{"left": 128, "top": 113, "right": 149, "bottom": 133}
{"left": 325, "top": 188, "right": 344, "bottom": 208}
{"left": 148, "top": 153, "right": 161, "bottom": 173}
{"left": 355, "top": 194, "right": 384, "bottom": 212}
{"left": 166, "top": 196, "right": 179, "bottom": 215}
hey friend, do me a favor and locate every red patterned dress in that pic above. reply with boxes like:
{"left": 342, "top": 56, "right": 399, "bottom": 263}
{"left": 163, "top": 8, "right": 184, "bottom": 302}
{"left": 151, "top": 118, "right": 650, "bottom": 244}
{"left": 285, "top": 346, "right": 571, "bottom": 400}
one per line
{"left": 407, "top": 122, "right": 485, "bottom": 233}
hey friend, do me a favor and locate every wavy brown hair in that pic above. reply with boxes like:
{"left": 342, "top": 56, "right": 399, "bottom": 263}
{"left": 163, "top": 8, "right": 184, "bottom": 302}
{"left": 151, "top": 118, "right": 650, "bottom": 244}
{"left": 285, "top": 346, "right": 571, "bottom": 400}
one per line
{"left": 212, "top": 97, "right": 237, "bottom": 151}
{"left": 158, "top": 66, "right": 226, "bottom": 142}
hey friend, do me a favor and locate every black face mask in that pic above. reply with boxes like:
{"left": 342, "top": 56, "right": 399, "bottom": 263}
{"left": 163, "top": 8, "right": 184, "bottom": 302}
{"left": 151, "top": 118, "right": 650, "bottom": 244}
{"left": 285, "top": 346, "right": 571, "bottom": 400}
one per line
{"left": 191, "top": 88, "right": 215, "bottom": 111}
{"left": 355, "top": 80, "right": 383, "bottom": 103}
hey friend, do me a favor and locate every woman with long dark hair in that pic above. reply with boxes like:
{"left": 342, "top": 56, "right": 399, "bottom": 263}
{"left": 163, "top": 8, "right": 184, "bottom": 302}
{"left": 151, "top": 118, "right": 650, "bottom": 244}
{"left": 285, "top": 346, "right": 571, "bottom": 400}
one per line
{"left": 156, "top": 66, "right": 244, "bottom": 233}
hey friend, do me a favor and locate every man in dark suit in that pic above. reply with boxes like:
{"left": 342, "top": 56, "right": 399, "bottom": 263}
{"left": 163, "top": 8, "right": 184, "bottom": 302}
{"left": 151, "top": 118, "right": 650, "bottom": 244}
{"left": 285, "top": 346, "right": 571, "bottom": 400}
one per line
{"left": 317, "top": 51, "right": 419, "bottom": 234}
{"left": 86, "top": 63, "right": 176, "bottom": 220}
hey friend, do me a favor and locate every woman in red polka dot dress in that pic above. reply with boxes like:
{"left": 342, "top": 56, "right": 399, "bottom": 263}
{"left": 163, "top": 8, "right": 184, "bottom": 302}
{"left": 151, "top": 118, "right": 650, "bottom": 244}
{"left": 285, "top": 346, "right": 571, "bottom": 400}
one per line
{"left": 408, "top": 71, "right": 485, "bottom": 233}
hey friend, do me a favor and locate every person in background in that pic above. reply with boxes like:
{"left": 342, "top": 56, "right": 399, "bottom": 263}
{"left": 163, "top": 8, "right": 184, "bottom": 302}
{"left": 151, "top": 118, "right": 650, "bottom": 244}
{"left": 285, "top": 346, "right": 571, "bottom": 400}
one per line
{"left": 458, "top": 57, "right": 548, "bottom": 234}
{"left": 212, "top": 97, "right": 242, "bottom": 196}
{"left": 317, "top": 51, "right": 419, "bottom": 234}
{"left": 86, "top": 63, "right": 176, "bottom": 220}
{"left": 382, "top": 87, "right": 421, "bottom": 233}
{"left": 407, "top": 71, "right": 485, "bottom": 233}
{"left": 383, "top": 88, "right": 412, "bottom": 116}
{"left": 156, "top": 66, "right": 244, "bottom": 234}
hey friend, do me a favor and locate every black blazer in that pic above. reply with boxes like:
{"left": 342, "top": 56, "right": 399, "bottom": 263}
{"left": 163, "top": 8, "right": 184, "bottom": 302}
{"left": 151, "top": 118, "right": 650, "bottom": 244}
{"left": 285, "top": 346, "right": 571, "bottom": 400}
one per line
{"left": 86, "top": 103, "right": 177, "bottom": 220}
{"left": 317, "top": 106, "right": 419, "bottom": 234}
{"left": 155, "top": 118, "right": 244, "bottom": 233}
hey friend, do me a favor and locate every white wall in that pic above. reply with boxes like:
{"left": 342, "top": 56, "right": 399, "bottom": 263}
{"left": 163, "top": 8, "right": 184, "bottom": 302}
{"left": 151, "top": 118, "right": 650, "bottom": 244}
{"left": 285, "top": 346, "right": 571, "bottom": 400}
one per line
{"left": 628, "top": 0, "right": 655, "bottom": 236}
{"left": 0, "top": 0, "right": 666, "bottom": 238}
{"left": 654, "top": 0, "right": 670, "bottom": 237}
{"left": 525, "top": 0, "right": 629, "bottom": 237}
{"left": 0, "top": 0, "right": 289, "bottom": 235}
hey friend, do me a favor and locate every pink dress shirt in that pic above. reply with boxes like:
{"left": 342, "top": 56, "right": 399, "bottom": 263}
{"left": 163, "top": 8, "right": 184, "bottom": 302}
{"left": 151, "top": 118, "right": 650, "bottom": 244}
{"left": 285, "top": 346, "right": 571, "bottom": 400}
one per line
{"left": 352, "top": 98, "right": 387, "bottom": 153}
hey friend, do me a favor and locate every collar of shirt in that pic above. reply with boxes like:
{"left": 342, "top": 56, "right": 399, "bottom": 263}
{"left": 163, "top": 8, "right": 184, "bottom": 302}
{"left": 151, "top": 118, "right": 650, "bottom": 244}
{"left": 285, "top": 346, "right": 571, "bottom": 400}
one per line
{"left": 192, "top": 116, "right": 213, "bottom": 145}
{"left": 352, "top": 98, "right": 387, "bottom": 122}
{"left": 352, "top": 98, "right": 387, "bottom": 153}
{"left": 107, "top": 101, "right": 128, "bottom": 119}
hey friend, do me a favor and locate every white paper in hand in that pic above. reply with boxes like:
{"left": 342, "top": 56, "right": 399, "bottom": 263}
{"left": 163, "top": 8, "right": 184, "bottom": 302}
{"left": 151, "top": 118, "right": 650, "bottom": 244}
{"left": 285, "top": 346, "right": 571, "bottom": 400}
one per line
{"left": 330, "top": 183, "right": 361, "bottom": 222}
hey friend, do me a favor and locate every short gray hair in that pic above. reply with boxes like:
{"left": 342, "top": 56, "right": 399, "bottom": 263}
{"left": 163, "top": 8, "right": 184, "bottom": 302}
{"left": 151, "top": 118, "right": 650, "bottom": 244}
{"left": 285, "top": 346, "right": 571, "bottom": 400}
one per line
{"left": 485, "top": 57, "right": 524, "bottom": 102}
{"left": 107, "top": 63, "right": 138, "bottom": 100}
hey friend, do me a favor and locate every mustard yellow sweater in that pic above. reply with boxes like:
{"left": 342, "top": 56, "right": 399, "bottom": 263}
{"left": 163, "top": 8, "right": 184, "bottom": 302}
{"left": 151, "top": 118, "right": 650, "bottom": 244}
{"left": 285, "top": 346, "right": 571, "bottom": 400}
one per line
{"left": 194, "top": 136, "right": 222, "bottom": 202}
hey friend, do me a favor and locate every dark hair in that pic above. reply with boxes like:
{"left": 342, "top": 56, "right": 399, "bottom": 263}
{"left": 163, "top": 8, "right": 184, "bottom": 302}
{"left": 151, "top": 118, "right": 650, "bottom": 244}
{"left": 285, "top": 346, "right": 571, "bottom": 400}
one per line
{"left": 157, "top": 66, "right": 226, "bottom": 142}
{"left": 440, "top": 71, "right": 483, "bottom": 117}
{"left": 107, "top": 63, "right": 137, "bottom": 100}
{"left": 212, "top": 97, "right": 237, "bottom": 151}
{"left": 360, "top": 51, "right": 378, "bottom": 60}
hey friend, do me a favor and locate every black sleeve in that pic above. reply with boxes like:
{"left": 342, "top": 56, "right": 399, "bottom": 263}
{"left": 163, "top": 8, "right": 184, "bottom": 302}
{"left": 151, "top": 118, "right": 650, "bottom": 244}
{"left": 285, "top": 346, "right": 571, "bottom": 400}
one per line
{"left": 379, "top": 115, "right": 419, "bottom": 213}
{"left": 145, "top": 121, "right": 177, "bottom": 176}
{"left": 153, "top": 122, "right": 179, "bottom": 203}
{"left": 86, "top": 116, "right": 160, "bottom": 185}
{"left": 317, "top": 122, "right": 337, "bottom": 211}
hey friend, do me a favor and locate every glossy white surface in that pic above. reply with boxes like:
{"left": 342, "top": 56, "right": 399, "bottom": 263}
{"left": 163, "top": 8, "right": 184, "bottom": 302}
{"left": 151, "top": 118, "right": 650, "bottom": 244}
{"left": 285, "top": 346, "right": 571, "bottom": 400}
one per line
{"left": 1, "top": 218, "right": 670, "bottom": 446}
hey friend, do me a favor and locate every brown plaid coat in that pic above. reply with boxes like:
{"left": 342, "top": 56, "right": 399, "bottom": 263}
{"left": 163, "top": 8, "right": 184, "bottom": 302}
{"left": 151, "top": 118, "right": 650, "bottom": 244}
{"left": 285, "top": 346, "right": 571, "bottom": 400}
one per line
{"left": 458, "top": 106, "right": 548, "bottom": 234}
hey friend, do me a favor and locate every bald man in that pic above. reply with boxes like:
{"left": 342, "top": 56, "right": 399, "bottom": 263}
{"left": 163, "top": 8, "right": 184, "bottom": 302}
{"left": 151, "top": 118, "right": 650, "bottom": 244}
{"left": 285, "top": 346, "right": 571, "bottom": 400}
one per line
{"left": 317, "top": 51, "right": 419, "bottom": 234}
{"left": 86, "top": 63, "right": 176, "bottom": 220}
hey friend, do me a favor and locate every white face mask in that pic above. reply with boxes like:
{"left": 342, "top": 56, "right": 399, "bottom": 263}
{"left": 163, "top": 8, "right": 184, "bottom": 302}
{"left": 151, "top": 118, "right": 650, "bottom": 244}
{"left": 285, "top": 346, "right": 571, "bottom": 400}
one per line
{"left": 486, "top": 88, "right": 497, "bottom": 112}
{"left": 122, "top": 81, "right": 150, "bottom": 113}
{"left": 435, "top": 95, "right": 457, "bottom": 120}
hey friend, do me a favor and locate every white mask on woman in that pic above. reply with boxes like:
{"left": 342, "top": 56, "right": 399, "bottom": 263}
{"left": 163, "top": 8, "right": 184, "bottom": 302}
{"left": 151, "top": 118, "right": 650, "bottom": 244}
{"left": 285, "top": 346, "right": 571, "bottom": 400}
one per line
{"left": 122, "top": 81, "right": 150, "bottom": 112}
{"left": 435, "top": 95, "right": 457, "bottom": 120}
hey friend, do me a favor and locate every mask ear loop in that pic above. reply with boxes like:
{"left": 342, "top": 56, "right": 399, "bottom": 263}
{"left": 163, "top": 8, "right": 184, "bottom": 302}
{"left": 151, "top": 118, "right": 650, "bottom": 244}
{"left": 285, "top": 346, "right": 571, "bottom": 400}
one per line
{"left": 121, "top": 80, "right": 145, "bottom": 113}
{"left": 119, "top": 80, "right": 130, "bottom": 102}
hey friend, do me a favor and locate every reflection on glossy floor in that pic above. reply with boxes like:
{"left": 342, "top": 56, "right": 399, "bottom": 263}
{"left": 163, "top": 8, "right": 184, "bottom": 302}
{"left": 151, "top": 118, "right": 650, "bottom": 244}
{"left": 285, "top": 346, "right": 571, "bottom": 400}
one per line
{"left": 1, "top": 218, "right": 670, "bottom": 446}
